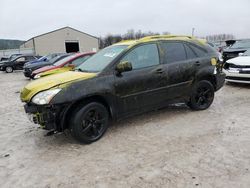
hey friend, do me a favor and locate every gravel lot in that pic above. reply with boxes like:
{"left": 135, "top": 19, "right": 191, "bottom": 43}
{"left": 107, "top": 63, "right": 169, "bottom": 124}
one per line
{"left": 0, "top": 71, "right": 250, "bottom": 188}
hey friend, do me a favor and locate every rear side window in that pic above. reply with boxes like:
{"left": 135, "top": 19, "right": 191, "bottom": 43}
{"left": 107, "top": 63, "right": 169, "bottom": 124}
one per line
{"left": 184, "top": 44, "right": 197, "bottom": 59}
{"left": 161, "top": 42, "right": 187, "bottom": 64}
{"left": 26, "top": 56, "right": 36, "bottom": 61}
{"left": 189, "top": 44, "right": 207, "bottom": 57}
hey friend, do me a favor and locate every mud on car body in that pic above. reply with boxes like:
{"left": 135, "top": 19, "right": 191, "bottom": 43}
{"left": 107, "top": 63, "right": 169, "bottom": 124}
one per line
{"left": 20, "top": 35, "right": 225, "bottom": 144}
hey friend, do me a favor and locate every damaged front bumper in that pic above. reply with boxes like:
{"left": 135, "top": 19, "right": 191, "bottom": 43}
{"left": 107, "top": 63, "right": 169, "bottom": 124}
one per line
{"left": 24, "top": 103, "right": 66, "bottom": 131}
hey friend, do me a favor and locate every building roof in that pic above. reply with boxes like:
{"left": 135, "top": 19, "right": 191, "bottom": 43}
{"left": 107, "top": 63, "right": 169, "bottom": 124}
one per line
{"left": 24, "top": 26, "right": 99, "bottom": 43}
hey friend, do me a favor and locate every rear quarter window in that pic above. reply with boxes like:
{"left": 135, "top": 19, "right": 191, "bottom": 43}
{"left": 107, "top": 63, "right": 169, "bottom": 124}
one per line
{"left": 189, "top": 44, "right": 208, "bottom": 57}
{"left": 184, "top": 44, "right": 198, "bottom": 59}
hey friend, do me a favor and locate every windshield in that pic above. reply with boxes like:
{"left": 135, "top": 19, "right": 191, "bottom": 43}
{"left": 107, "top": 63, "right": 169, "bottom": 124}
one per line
{"left": 53, "top": 54, "right": 76, "bottom": 66}
{"left": 38, "top": 56, "right": 46, "bottom": 61}
{"left": 243, "top": 50, "right": 250, "bottom": 56}
{"left": 230, "top": 40, "right": 250, "bottom": 49}
{"left": 77, "top": 45, "right": 128, "bottom": 72}
{"left": 48, "top": 54, "right": 68, "bottom": 64}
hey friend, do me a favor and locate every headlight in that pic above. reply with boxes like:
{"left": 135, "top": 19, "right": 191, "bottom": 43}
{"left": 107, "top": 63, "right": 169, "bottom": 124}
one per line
{"left": 32, "top": 89, "right": 61, "bottom": 105}
{"left": 34, "top": 74, "right": 41, "bottom": 79}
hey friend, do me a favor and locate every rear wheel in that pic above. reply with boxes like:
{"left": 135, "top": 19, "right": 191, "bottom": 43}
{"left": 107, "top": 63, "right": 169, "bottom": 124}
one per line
{"left": 70, "top": 102, "right": 109, "bottom": 144}
{"left": 5, "top": 66, "right": 13, "bottom": 73}
{"left": 188, "top": 80, "right": 214, "bottom": 110}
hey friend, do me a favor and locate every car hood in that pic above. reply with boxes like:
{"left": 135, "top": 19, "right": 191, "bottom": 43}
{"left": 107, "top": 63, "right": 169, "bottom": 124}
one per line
{"left": 20, "top": 71, "right": 97, "bottom": 102}
{"left": 227, "top": 56, "right": 250, "bottom": 66}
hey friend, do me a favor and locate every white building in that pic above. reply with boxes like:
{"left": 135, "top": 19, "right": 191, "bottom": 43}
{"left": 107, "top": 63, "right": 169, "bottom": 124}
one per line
{"left": 20, "top": 27, "right": 99, "bottom": 56}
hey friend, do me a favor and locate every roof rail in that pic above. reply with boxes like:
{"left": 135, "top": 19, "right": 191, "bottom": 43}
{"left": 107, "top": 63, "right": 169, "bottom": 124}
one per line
{"left": 139, "top": 35, "right": 195, "bottom": 41}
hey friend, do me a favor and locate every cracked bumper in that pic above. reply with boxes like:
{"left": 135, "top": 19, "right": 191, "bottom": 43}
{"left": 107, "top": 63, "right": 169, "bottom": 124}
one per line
{"left": 24, "top": 104, "right": 59, "bottom": 130}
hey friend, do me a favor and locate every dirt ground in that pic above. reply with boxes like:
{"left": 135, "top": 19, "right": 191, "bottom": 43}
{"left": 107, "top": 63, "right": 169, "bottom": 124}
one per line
{"left": 0, "top": 71, "right": 250, "bottom": 188}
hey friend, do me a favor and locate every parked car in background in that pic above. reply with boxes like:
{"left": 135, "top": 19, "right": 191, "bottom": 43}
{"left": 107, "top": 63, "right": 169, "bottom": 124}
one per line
{"left": 0, "top": 53, "right": 22, "bottom": 62}
{"left": 0, "top": 55, "right": 37, "bottom": 73}
{"left": 23, "top": 53, "right": 70, "bottom": 78}
{"left": 20, "top": 35, "right": 225, "bottom": 144}
{"left": 208, "top": 42, "right": 223, "bottom": 62}
{"left": 24, "top": 53, "right": 64, "bottom": 66}
{"left": 222, "top": 39, "right": 250, "bottom": 62}
{"left": 223, "top": 50, "right": 250, "bottom": 83}
{"left": 32, "top": 52, "right": 95, "bottom": 79}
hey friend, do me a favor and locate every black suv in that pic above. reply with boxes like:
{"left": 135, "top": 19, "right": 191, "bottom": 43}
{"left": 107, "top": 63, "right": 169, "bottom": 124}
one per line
{"left": 21, "top": 35, "right": 225, "bottom": 144}
{"left": 1, "top": 55, "right": 37, "bottom": 73}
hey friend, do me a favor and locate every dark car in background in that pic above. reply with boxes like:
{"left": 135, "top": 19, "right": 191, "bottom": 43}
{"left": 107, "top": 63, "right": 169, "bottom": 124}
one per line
{"left": 0, "top": 53, "right": 22, "bottom": 62}
{"left": 24, "top": 53, "right": 64, "bottom": 67}
{"left": 23, "top": 53, "right": 70, "bottom": 78}
{"left": 0, "top": 55, "right": 37, "bottom": 73}
{"left": 222, "top": 39, "right": 250, "bottom": 62}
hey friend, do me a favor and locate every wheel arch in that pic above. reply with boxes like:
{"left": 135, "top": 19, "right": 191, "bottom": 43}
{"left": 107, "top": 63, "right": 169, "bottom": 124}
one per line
{"left": 196, "top": 75, "right": 216, "bottom": 89}
{"left": 60, "top": 95, "right": 114, "bottom": 130}
{"left": 195, "top": 67, "right": 217, "bottom": 90}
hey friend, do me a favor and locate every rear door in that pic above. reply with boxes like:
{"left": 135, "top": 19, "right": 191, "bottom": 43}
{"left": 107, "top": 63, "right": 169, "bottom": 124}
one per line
{"left": 114, "top": 43, "right": 165, "bottom": 116}
{"left": 159, "top": 41, "right": 199, "bottom": 99}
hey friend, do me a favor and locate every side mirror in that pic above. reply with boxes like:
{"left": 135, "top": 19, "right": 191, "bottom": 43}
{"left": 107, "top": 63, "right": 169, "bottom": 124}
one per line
{"left": 43, "top": 58, "right": 47, "bottom": 61}
{"left": 116, "top": 61, "right": 132, "bottom": 73}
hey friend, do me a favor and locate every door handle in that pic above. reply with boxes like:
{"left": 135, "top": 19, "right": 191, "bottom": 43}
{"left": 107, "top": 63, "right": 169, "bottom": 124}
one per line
{"left": 195, "top": 61, "right": 201, "bottom": 66}
{"left": 156, "top": 68, "right": 164, "bottom": 74}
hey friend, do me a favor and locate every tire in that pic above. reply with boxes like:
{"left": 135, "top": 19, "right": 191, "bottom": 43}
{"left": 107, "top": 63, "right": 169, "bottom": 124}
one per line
{"left": 70, "top": 102, "right": 109, "bottom": 144}
{"left": 5, "top": 66, "right": 13, "bottom": 73}
{"left": 188, "top": 80, "right": 214, "bottom": 110}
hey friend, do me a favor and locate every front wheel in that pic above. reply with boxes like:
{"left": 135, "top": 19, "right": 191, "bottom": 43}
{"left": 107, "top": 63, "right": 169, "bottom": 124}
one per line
{"left": 70, "top": 102, "right": 109, "bottom": 144}
{"left": 5, "top": 66, "right": 13, "bottom": 73}
{"left": 188, "top": 80, "right": 214, "bottom": 110}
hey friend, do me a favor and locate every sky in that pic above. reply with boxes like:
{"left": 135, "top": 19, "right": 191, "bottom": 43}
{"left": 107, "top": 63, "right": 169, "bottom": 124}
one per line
{"left": 1, "top": 0, "right": 250, "bottom": 40}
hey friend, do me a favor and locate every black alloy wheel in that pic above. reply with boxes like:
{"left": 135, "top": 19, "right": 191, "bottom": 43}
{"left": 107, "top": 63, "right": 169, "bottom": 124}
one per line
{"left": 70, "top": 102, "right": 109, "bottom": 144}
{"left": 188, "top": 80, "right": 214, "bottom": 110}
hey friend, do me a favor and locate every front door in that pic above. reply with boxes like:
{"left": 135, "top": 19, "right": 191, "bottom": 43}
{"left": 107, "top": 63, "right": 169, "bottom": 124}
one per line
{"left": 14, "top": 57, "right": 27, "bottom": 70}
{"left": 114, "top": 43, "right": 165, "bottom": 116}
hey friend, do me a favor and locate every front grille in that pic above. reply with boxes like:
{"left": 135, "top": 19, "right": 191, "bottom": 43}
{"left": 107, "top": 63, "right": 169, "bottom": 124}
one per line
{"left": 226, "top": 76, "right": 250, "bottom": 81}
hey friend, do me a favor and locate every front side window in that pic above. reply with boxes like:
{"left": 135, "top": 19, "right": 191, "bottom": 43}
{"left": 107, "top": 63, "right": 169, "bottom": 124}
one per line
{"left": 161, "top": 42, "right": 187, "bottom": 64}
{"left": 120, "top": 43, "right": 160, "bottom": 70}
{"left": 15, "top": 57, "right": 25, "bottom": 62}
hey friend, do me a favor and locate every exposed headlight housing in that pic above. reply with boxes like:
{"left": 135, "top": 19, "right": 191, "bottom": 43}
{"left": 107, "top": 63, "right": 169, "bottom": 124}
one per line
{"left": 32, "top": 89, "right": 61, "bottom": 105}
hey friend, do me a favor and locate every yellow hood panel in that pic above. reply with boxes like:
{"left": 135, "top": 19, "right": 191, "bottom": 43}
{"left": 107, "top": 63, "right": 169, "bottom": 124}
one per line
{"left": 20, "top": 71, "right": 96, "bottom": 102}
{"left": 38, "top": 67, "right": 73, "bottom": 78}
